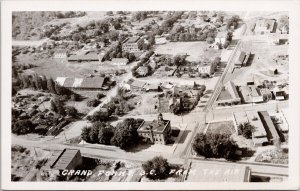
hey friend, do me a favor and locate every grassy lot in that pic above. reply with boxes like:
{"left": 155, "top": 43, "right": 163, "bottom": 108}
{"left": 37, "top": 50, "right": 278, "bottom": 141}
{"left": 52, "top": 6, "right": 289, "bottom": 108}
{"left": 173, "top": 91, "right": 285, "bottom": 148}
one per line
{"left": 128, "top": 92, "right": 159, "bottom": 116}
{"left": 154, "top": 41, "right": 221, "bottom": 62}
{"left": 206, "top": 121, "right": 236, "bottom": 135}
{"left": 255, "top": 148, "right": 288, "bottom": 164}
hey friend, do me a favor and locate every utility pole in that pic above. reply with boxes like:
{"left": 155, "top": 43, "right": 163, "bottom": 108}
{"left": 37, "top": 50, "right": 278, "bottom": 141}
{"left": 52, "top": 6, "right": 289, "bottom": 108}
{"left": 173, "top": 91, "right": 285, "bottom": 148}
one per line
{"left": 63, "top": 131, "right": 68, "bottom": 143}
{"left": 33, "top": 147, "right": 38, "bottom": 157}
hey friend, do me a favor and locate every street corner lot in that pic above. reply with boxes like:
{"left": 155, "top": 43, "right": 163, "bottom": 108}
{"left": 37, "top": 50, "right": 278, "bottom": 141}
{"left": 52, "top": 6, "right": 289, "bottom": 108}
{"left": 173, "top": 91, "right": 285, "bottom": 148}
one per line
{"left": 205, "top": 120, "right": 237, "bottom": 135}
{"left": 154, "top": 41, "right": 222, "bottom": 62}
{"left": 128, "top": 92, "right": 159, "bottom": 116}
{"left": 231, "top": 37, "right": 289, "bottom": 85}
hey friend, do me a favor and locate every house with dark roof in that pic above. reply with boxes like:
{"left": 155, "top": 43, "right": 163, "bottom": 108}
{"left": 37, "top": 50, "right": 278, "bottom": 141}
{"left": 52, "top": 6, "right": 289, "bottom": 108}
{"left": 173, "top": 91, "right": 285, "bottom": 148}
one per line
{"left": 122, "top": 36, "right": 144, "bottom": 52}
{"left": 48, "top": 149, "right": 82, "bottom": 180}
{"left": 235, "top": 51, "right": 250, "bottom": 67}
{"left": 137, "top": 113, "right": 171, "bottom": 144}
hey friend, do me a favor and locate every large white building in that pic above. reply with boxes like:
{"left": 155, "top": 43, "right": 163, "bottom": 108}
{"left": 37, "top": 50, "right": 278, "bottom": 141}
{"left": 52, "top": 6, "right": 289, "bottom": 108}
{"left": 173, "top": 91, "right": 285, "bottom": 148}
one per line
{"left": 197, "top": 62, "right": 215, "bottom": 76}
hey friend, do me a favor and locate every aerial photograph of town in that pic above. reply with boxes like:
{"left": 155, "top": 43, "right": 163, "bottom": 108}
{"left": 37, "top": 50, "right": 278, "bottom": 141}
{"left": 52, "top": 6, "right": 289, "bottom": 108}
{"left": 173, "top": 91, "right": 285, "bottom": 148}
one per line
{"left": 10, "top": 10, "right": 289, "bottom": 183}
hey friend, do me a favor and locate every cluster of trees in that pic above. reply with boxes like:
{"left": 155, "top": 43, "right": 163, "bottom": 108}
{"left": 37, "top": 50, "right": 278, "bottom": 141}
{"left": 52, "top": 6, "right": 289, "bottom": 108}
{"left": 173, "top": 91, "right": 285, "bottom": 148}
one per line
{"left": 56, "top": 11, "right": 86, "bottom": 19}
{"left": 192, "top": 133, "right": 239, "bottom": 160}
{"left": 131, "top": 11, "right": 159, "bottom": 22}
{"left": 50, "top": 97, "right": 78, "bottom": 117}
{"left": 142, "top": 156, "right": 171, "bottom": 180}
{"left": 161, "top": 12, "right": 184, "bottom": 33}
{"left": 223, "top": 32, "right": 233, "bottom": 49}
{"left": 238, "top": 122, "right": 256, "bottom": 139}
{"left": 86, "top": 109, "right": 111, "bottom": 122}
{"left": 168, "top": 25, "right": 217, "bottom": 43}
{"left": 226, "top": 15, "right": 240, "bottom": 30}
{"left": 81, "top": 118, "right": 144, "bottom": 149}
{"left": 12, "top": 119, "right": 35, "bottom": 135}
{"left": 87, "top": 99, "right": 101, "bottom": 107}
{"left": 104, "top": 88, "right": 135, "bottom": 115}
{"left": 13, "top": 73, "right": 74, "bottom": 98}
{"left": 102, "top": 41, "right": 136, "bottom": 62}
{"left": 132, "top": 50, "right": 154, "bottom": 77}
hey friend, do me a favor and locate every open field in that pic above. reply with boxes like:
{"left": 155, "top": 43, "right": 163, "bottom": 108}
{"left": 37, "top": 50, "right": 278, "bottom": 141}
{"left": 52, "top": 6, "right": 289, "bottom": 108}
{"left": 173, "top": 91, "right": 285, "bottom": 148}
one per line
{"left": 154, "top": 41, "right": 221, "bottom": 62}
{"left": 128, "top": 92, "right": 159, "bottom": 116}
{"left": 206, "top": 121, "right": 236, "bottom": 135}
{"left": 226, "top": 42, "right": 288, "bottom": 85}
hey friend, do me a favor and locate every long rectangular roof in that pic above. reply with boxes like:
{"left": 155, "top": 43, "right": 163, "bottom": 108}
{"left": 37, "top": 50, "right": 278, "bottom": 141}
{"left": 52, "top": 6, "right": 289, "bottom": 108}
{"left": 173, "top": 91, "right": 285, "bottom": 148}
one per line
{"left": 258, "top": 111, "right": 280, "bottom": 141}
{"left": 50, "top": 149, "right": 80, "bottom": 170}
{"left": 55, "top": 76, "right": 105, "bottom": 89}
{"left": 245, "top": 110, "right": 267, "bottom": 137}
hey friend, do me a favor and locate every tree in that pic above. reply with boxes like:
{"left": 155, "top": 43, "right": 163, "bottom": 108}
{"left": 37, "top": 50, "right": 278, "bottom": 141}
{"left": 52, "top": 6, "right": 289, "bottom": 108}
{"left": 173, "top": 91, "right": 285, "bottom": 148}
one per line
{"left": 72, "top": 33, "right": 82, "bottom": 42}
{"left": 142, "top": 156, "right": 171, "bottom": 180}
{"left": 238, "top": 122, "right": 256, "bottom": 139}
{"left": 96, "top": 93, "right": 105, "bottom": 100}
{"left": 47, "top": 78, "right": 56, "bottom": 94}
{"left": 81, "top": 126, "right": 91, "bottom": 142}
{"left": 50, "top": 100, "right": 57, "bottom": 112}
{"left": 173, "top": 55, "right": 186, "bottom": 67}
{"left": 110, "top": 118, "right": 142, "bottom": 149}
{"left": 192, "top": 133, "right": 238, "bottom": 160}
{"left": 65, "top": 106, "right": 78, "bottom": 117}
{"left": 274, "top": 69, "right": 279, "bottom": 75}
{"left": 87, "top": 99, "right": 100, "bottom": 107}
{"left": 98, "top": 125, "right": 114, "bottom": 145}
{"left": 12, "top": 120, "right": 35, "bottom": 135}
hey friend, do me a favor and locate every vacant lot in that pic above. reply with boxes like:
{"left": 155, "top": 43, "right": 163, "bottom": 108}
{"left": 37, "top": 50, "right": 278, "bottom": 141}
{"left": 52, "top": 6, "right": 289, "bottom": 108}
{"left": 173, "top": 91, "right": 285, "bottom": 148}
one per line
{"left": 228, "top": 41, "right": 288, "bottom": 85}
{"left": 206, "top": 121, "right": 236, "bottom": 135}
{"left": 154, "top": 41, "right": 221, "bottom": 62}
{"left": 128, "top": 92, "right": 159, "bottom": 116}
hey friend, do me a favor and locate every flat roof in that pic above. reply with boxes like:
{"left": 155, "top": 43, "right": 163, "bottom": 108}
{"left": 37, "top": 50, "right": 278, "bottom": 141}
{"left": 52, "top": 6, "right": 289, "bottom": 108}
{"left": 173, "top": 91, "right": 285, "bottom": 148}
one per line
{"left": 245, "top": 110, "right": 267, "bottom": 137}
{"left": 138, "top": 120, "right": 169, "bottom": 133}
{"left": 186, "top": 162, "right": 250, "bottom": 182}
{"left": 50, "top": 149, "right": 80, "bottom": 170}
{"left": 258, "top": 111, "right": 280, "bottom": 141}
{"left": 234, "top": 111, "right": 248, "bottom": 125}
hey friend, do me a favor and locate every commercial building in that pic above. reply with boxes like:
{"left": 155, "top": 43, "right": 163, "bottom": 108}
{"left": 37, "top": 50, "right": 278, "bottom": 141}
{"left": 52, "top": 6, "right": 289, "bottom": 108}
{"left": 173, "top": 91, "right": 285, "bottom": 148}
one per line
{"left": 122, "top": 36, "right": 144, "bottom": 52}
{"left": 258, "top": 111, "right": 280, "bottom": 145}
{"left": 235, "top": 51, "right": 250, "bottom": 67}
{"left": 216, "top": 81, "right": 241, "bottom": 106}
{"left": 55, "top": 76, "right": 107, "bottom": 91}
{"left": 254, "top": 18, "right": 276, "bottom": 34}
{"left": 137, "top": 113, "right": 171, "bottom": 144}
{"left": 49, "top": 149, "right": 82, "bottom": 179}
{"left": 186, "top": 162, "right": 251, "bottom": 182}
{"left": 239, "top": 85, "right": 263, "bottom": 103}
{"left": 197, "top": 62, "right": 216, "bottom": 76}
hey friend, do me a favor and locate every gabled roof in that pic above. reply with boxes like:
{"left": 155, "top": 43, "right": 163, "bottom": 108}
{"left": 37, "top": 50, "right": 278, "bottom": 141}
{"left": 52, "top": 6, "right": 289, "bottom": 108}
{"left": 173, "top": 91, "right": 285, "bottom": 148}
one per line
{"left": 80, "top": 77, "right": 105, "bottom": 89}
{"left": 130, "top": 80, "right": 146, "bottom": 88}
{"left": 50, "top": 149, "right": 81, "bottom": 170}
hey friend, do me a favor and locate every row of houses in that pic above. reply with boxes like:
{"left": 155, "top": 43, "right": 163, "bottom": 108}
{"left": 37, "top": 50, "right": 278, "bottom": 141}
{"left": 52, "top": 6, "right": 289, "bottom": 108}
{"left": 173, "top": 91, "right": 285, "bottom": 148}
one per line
{"left": 253, "top": 18, "right": 289, "bottom": 35}
{"left": 216, "top": 81, "right": 289, "bottom": 106}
